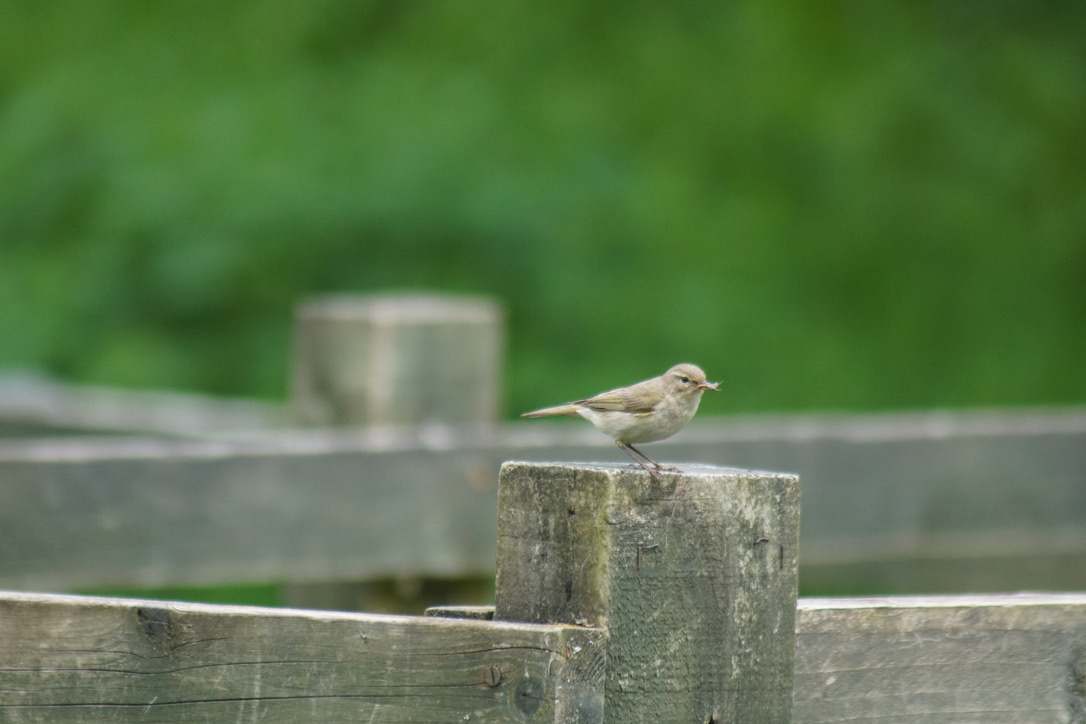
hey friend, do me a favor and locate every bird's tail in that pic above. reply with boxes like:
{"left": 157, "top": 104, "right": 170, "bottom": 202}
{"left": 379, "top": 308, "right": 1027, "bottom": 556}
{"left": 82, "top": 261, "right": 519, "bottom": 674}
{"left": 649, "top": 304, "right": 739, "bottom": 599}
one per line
{"left": 521, "top": 404, "right": 582, "bottom": 418}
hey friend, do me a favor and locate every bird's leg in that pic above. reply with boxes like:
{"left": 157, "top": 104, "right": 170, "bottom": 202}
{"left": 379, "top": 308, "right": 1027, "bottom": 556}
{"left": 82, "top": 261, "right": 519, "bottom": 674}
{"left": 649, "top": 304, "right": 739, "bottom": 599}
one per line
{"left": 625, "top": 443, "right": 682, "bottom": 473}
{"left": 617, "top": 442, "right": 660, "bottom": 479}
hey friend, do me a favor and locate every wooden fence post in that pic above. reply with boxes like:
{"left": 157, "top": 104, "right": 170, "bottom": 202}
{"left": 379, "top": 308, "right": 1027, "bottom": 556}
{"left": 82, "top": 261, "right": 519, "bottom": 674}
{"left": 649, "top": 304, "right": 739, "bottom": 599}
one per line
{"left": 290, "top": 292, "right": 503, "bottom": 428}
{"left": 495, "top": 462, "right": 800, "bottom": 724}
{"left": 286, "top": 292, "right": 503, "bottom": 611}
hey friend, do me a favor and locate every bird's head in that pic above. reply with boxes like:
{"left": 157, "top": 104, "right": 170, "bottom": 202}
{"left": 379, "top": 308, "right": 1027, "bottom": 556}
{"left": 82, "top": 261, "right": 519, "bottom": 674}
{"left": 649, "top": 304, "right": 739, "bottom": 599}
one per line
{"left": 665, "top": 363, "right": 719, "bottom": 397}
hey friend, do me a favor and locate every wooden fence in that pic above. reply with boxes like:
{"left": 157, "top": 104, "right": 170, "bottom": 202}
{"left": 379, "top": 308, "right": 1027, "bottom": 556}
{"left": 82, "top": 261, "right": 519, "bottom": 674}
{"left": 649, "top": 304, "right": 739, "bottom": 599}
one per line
{"left": 3, "top": 409, "right": 1085, "bottom": 598}
{"left": 3, "top": 461, "right": 1085, "bottom": 722}
{"left": 2, "top": 293, "right": 1085, "bottom": 721}
{"left": 1, "top": 294, "right": 1084, "bottom": 596}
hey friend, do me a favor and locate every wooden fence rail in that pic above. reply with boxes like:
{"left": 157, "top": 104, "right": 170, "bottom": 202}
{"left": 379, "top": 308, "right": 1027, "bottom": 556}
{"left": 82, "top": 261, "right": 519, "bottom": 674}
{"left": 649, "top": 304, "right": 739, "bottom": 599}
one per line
{"left": 0, "top": 590, "right": 606, "bottom": 724}
{"left": 6, "top": 590, "right": 1083, "bottom": 724}
{"left": 793, "top": 593, "right": 1086, "bottom": 724}
{"left": 1, "top": 408, "right": 1085, "bottom": 593}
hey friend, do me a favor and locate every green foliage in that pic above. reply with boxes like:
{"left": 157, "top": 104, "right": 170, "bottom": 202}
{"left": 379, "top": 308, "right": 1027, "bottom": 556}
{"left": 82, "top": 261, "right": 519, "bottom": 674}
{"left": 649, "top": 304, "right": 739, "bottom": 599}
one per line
{"left": 2, "top": 0, "right": 1084, "bottom": 415}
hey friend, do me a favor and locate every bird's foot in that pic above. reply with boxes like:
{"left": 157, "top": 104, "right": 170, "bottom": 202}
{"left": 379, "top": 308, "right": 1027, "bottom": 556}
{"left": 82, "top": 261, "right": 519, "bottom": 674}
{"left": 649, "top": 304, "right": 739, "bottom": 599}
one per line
{"left": 626, "top": 462, "right": 660, "bottom": 479}
{"left": 624, "top": 461, "right": 663, "bottom": 482}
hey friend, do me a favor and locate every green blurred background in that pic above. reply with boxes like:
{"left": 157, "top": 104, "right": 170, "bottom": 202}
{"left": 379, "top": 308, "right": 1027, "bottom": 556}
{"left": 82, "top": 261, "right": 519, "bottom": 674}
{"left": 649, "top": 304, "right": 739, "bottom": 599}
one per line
{"left": 2, "top": 0, "right": 1084, "bottom": 418}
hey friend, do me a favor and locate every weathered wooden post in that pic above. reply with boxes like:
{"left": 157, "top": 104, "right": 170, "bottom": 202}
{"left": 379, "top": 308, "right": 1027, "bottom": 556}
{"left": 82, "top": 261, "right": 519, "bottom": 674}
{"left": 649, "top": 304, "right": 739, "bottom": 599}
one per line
{"left": 286, "top": 292, "right": 503, "bottom": 610}
{"left": 495, "top": 462, "right": 799, "bottom": 724}
{"left": 290, "top": 292, "right": 503, "bottom": 429}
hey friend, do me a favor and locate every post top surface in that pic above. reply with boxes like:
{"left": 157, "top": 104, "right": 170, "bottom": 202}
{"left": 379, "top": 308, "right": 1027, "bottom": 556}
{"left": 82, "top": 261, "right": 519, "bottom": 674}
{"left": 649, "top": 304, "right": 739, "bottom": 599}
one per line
{"left": 297, "top": 293, "right": 501, "bottom": 322}
{"left": 500, "top": 460, "right": 797, "bottom": 481}
{"left": 799, "top": 592, "right": 1086, "bottom": 610}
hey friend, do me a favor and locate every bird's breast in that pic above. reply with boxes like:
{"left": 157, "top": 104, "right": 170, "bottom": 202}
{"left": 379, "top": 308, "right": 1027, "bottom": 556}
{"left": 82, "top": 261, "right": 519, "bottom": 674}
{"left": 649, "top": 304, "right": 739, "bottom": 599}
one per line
{"left": 576, "top": 397, "right": 698, "bottom": 445}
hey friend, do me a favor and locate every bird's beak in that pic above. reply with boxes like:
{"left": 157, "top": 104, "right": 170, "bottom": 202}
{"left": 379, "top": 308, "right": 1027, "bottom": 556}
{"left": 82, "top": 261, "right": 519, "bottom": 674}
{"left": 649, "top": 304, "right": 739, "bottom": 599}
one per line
{"left": 698, "top": 380, "right": 720, "bottom": 391}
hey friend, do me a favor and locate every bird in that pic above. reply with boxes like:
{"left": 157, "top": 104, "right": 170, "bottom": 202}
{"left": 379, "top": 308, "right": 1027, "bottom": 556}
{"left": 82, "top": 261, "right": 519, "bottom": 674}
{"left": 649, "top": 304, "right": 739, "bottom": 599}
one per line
{"left": 521, "top": 363, "right": 719, "bottom": 477}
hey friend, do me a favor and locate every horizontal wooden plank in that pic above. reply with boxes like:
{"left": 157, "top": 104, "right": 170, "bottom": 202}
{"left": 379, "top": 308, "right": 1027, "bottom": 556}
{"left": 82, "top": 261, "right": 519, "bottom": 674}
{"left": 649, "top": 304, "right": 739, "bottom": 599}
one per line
{"left": 0, "top": 430, "right": 507, "bottom": 590}
{"left": 0, "top": 408, "right": 1084, "bottom": 591}
{"left": 0, "top": 373, "right": 287, "bottom": 437}
{"left": 449, "top": 594, "right": 1086, "bottom": 722}
{"left": 0, "top": 591, "right": 605, "bottom": 724}
{"left": 793, "top": 593, "right": 1086, "bottom": 724}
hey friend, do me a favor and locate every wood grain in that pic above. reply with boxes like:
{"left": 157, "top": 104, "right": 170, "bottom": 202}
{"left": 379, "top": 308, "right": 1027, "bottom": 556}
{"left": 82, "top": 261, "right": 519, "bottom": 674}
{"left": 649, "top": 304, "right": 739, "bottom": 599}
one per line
{"left": 494, "top": 461, "right": 800, "bottom": 724}
{"left": 793, "top": 593, "right": 1086, "bottom": 724}
{"left": 0, "top": 591, "right": 605, "bottom": 723}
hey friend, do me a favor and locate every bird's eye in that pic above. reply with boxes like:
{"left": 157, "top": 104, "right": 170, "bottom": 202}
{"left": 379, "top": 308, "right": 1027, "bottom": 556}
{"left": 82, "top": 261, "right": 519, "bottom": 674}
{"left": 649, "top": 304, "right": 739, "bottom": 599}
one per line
{"left": 680, "top": 376, "right": 690, "bottom": 384}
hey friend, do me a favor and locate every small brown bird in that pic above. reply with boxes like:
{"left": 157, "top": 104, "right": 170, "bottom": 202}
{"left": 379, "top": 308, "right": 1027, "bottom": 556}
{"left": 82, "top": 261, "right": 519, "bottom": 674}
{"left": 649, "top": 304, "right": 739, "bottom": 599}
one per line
{"left": 521, "top": 363, "right": 719, "bottom": 477}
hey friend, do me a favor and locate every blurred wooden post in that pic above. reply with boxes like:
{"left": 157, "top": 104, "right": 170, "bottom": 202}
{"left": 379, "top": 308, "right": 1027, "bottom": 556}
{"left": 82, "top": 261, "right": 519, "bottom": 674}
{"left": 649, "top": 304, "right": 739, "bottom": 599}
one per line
{"left": 495, "top": 462, "right": 800, "bottom": 724}
{"left": 285, "top": 292, "right": 503, "bottom": 611}
{"left": 290, "top": 293, "right": 502, "bottom": 428}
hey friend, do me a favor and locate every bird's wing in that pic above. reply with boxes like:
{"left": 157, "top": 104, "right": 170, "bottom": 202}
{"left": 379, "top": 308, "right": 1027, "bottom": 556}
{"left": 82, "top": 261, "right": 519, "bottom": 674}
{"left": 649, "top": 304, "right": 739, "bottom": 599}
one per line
{"left": 578, "top": 381, "right": 661, "bottom": 414}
